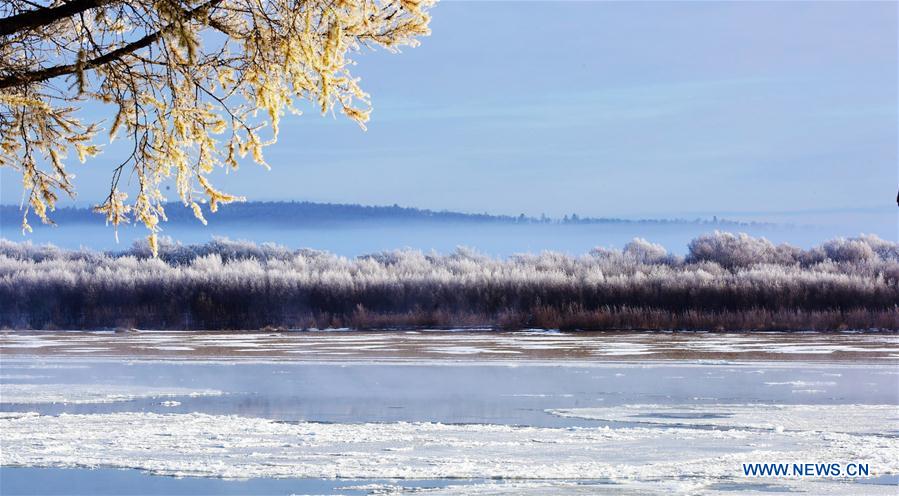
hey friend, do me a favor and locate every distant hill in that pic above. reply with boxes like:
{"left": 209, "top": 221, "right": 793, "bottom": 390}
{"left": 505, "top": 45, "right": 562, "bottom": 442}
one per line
{"left": 0, "top": 201, "right": 769, "bottom": 228}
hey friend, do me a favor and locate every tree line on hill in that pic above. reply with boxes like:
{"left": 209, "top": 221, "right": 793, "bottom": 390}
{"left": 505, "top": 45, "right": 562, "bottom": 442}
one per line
{"left": 0, "top": 202, "right": 772, "bottom": 228}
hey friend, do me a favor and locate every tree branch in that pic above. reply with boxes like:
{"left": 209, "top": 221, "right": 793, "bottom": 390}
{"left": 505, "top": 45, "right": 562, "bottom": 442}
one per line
{"left": 0, "top": 0, "right": 117, "bottom": 37}
{"left": 0, "top": 0, "right": 222, "bottom": 90}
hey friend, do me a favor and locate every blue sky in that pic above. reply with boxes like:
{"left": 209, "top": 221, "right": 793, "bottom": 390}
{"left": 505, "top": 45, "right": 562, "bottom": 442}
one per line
{"left": 1, "top": 0, "right": 896, "bottom": 220}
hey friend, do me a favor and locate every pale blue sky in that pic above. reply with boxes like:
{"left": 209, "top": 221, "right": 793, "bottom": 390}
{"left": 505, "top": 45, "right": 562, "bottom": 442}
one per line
{"left": 1, "top": 0, "right": 896, "bottom": 220}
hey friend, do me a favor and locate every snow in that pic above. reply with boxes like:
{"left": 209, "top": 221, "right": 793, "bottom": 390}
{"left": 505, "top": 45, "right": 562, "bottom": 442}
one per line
{"left": 1, "top": 409, "right": 896, "bottom": 493}
{"left": 3, "top": 330, "right": 898, "bottom": 362}
{"left": 136, "top": 346, "right": 196, "bottom": 351}
{"left": 427, "top": 346, "right": 522, "bottom": 355}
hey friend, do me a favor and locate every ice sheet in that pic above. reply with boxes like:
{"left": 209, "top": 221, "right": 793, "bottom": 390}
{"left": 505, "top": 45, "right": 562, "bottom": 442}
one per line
{"left": 1, "top": 408, "right": 896, "bottom": 489}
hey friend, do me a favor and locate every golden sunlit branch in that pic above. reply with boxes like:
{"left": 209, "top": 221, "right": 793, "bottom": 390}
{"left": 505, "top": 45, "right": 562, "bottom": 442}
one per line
{"left": 0, "top": 0, "right": 435, "bottom": 255}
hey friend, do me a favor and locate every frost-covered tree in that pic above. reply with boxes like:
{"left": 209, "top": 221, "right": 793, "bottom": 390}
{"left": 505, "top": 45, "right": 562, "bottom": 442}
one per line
{"left": 2, "top": 233, "right": 897, "bottom": 330}
{"left": 0, "top": 0, "right": 435, "bottom": 254}
{"left": 623, "top": 237, "right": 670, "bottom": 265}
{"left": 686, "top": 231, "right": 799, "bottom": 268}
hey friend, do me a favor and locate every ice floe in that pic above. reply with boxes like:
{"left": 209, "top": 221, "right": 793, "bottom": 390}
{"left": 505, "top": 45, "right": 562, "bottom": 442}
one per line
{"left": 1, "top": 410, "right": 896, "bottom": 493}
{"left": 3, "top": 330, "right": 898, "bottom": 362}
{"left": 548, "top": 404, "right": 899, "bottom": 435}
{"left": 0, "top": 384, "right": 223, "bottom": 404}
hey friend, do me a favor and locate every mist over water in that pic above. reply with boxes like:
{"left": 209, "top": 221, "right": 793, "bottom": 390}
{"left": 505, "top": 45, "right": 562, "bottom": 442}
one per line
{"left": 4, "top": 217, "right": 891, "bottom": 257}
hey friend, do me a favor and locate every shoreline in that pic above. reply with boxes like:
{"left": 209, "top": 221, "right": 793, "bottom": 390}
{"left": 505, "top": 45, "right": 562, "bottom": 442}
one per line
{"left": 3, "top": 329, "right": 898, "bottom": 364}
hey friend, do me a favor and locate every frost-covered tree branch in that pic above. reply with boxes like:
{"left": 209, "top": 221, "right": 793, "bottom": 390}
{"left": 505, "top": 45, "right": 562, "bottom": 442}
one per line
{"left": 0, "top": 0, "right": 435, "bottom": 254}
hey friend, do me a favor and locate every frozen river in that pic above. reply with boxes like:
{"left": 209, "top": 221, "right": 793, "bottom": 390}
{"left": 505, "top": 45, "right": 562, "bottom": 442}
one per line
{"left": 1, "top": 330, "right": 898, "bottom": 495}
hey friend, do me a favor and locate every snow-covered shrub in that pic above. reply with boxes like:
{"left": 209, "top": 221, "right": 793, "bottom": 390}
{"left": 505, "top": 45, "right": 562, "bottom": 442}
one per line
{"left": 1, "top": 233, "right": 896, "bottom": 330}
{"left": 686, "top": 231, "right": 799, "bottom": 268}
{"left": 624, "top": 238, "right": 670, "bottom": 265}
